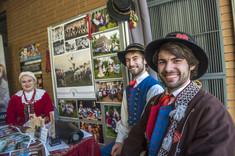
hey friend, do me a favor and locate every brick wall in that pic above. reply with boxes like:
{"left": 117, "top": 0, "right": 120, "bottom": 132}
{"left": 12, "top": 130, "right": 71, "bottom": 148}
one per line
{"left": 4, "top": 0, "right": 107, "bottom": 103}
{"left": 220, "top": 0, "right": 235, "bottom": 122}
{"left": 2, "top": 0, "right": 235, "bottom": 121}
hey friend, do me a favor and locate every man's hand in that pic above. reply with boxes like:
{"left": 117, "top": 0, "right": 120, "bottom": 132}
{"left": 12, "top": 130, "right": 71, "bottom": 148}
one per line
{"left": 111, "top": 142, "right": 123, "bottom": 156}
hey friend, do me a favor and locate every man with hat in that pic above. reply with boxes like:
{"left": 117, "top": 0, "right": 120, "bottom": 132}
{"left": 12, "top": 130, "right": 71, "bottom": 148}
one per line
{"left": 101, "top": 43, "right": 164, "bottom": 156}
{"left": 120, "top": 32, "right": 235, "bottom": 155}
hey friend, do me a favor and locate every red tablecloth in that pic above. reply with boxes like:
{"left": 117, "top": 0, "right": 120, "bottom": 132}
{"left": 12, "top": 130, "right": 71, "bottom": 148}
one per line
{"left": 50, "top": 137, "right": 101, "bottom": 156}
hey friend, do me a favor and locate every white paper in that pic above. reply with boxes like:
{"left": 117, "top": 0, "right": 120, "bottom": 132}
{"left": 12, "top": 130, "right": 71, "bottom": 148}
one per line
{"left": 40, "top": 127, "right": 48, "bottom": 144}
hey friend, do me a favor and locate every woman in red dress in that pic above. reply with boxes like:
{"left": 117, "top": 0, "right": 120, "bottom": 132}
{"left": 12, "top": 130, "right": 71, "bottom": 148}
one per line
{"left": 6, "top": 71, "right": 54, "bottom": 126}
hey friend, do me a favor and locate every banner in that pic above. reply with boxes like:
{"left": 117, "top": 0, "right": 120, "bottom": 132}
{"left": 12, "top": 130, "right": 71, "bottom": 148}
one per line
{"left": 0, "top": 35, "right": 10, "bottom": 123}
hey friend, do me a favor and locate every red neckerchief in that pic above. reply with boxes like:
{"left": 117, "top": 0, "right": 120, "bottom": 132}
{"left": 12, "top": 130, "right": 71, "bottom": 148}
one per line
{"left": 129, "top": 79, "right": 136, "bottom": 94}
{"left": 23, "top": 89, "right": 36, "bottom": 104}
{"left": 159, "top": 94, "right": 174, "bottom": 107}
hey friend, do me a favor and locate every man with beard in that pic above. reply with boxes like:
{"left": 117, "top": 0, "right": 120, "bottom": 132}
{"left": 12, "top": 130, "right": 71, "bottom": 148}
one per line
{"left": 101, "top": 43, "right": 164, "bottom": 156}
{"left": 121, "top": 32, "right": 235, "bottom": 156}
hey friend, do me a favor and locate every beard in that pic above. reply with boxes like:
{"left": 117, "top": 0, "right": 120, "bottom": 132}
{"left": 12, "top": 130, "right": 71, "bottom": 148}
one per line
{"left": 128, "top": 60, "right": 145, "bottom": 78}
{"left": 159, "top": 70, "right": 190, "bottom": 91}
{"left": 129, "top": 65, "right": 145, "bottom": 77}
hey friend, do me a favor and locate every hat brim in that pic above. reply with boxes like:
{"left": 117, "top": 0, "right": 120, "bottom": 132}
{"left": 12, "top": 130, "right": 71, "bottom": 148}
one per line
{"left": 107, "top": 0, "right": 135, "bottom": 22}
{"left": 117, "top": 50, "right": 145, "bottom": 66}
{"left": 145, "top": 37, "right": 208, "bottom": 80}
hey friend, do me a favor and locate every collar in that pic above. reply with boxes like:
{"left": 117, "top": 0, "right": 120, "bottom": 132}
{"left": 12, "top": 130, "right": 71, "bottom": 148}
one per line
{"left": 166, "top": 80, "right": 191, "bottom": 97}
{"left": 135, "top": 71, "right": 149, "bottom": 86}
{"left": 16, "top": 88, "right": 46, "bottom": 104}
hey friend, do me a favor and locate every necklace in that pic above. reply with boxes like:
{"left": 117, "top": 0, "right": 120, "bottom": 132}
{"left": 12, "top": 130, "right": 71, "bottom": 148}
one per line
{"left": 23, "top": 89, "right": 36, "bottom": 104}
{"left": 23, "top": 89, "right": 36, "bottom": 124}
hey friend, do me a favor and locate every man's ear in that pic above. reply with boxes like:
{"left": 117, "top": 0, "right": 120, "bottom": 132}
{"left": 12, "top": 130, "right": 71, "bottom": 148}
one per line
{"left": 144, "top": 59, "right": 147, "bottom": 65}
{"left": 190, "top": 65, "right": 196, "bottom": 71}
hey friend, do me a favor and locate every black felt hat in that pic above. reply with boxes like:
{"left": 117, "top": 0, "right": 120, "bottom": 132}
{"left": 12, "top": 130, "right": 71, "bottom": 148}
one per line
{"left": 107, "top": 0, "right": 135, "bottom": 21}
{"left": 117, "top": 43, "right": 145, "bottom": 66}
{"left": 145, "top": 31, "right": 208, "bottom": 80}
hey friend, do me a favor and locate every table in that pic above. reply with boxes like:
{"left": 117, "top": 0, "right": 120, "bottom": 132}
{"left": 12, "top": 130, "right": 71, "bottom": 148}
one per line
{"left": 0, "top": 124, "right": 101, "bottom": 156}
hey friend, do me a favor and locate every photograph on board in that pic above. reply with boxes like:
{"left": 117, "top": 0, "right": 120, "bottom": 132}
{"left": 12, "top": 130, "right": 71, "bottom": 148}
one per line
{"left": 104, "top": 105, "right": 121, "bottom": 137}
{"left": 65, "top": 39, "right": 76, "bottom": 53}
{"left": 78, "top": 100, "right": 102, "bottom": 121}
{"left": 95, "top": 80, "right": 123, "bottom": 103}
{"left": 91, "top": 7, "right": 118, "bottom": 33}
{"left": 92, "top": 30, "right": 120, "bottom": 57}
{"left": 64, "top": 16, "right": 88, "bottom": 40}
{"left": 75, "top": 36, "right": 90, "bottom": 51}
{"left": 93, "top": 55, "right": 122, "bottom": 79}
{"left": 54, "top": 49, "right": 92, "bottom": 87}
{"left": 80, "top": 122, "right": 104, "bottom": 143}
{"left": 53, "top": 40, "right": 65, "bottom": 56}
{"left": 51, "top": 26, "right": 64, "bottom": 42}
{"left": 58, "top": 99, "right": 78, "bottom": 118}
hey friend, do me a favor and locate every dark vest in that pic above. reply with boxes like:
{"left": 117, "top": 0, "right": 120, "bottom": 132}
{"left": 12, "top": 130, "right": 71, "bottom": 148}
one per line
{"left": 126, "top": 76, "right": 163, "bottom": 127}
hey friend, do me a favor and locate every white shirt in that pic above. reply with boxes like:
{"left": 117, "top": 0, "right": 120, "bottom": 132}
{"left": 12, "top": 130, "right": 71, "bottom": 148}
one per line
{"left": 115, "top": 72, "right": 164, "bottom": 143}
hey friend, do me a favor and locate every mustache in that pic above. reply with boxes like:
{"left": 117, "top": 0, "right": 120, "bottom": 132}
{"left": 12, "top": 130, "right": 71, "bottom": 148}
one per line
{"left": 162, "top": 71, "right": 179, "bottom": 75}
{"left": 128, "top": 66, "right": 137, "bottom": 69}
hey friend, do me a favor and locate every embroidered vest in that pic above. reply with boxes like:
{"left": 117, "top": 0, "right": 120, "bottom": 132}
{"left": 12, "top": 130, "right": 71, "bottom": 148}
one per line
{"left": 148, "top": 81, "right": 200, "bottom": 156}
{"left": 148, "top": 104, "right": 173, "bottom": 156}
{"left": 126, "top": 76, "right": 163, "bottom": 127}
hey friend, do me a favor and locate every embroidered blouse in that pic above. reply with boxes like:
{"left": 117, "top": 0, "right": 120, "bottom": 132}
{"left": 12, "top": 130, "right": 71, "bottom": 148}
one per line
{"left": 6, "top": 88, "right": 54, "bottom": 126}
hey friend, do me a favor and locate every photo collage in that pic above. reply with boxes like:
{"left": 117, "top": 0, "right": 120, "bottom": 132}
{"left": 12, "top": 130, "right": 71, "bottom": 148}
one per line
{"left": 50, "top": 7, "right": 124, "bottom": 145}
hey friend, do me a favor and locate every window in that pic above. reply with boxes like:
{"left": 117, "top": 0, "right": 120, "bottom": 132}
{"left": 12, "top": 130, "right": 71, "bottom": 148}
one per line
{"left": 147, "top": 0, "right": 227, "bottom": 105}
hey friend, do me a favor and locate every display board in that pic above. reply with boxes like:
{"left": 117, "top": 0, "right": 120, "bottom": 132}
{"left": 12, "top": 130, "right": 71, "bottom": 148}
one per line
{"left": 47, "top": 6, "right": 129, "bottom": 146}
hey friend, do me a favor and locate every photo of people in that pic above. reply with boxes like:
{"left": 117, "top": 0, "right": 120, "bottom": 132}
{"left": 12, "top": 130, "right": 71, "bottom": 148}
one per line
{"left": 92, "top": 30, "right": 120, "bottom": 57}
{"left": 80, "top": 122, "right": 104, "bottom": 143}
{"left": 51, "top": 26, "right": 63, "bottom": 41}
{"left": 54, "top": 50, "right": 92, "bottom": 87}
{"left": 64, "top": 17, "right": 88, "bottom": 40}
{"left": 78, "top": 100, "right": 102, "bottom": 121}
{"left": 53, "top": 40, "right": 65, "bottom": 56}
{"left": 91, "top": 8, "right": 118, "bottom": 33}
{"left": 104, "top": 105, "right": 121, "bottom": 137}
{"left": 93, "top": 55, "right": 122, "bottom": 79}
{"left": 95, "top": 80, "right": 123, "bottom": 103}
{"left": 75, "top": 37, "right": 90, "bottom": 51}
{"left": 58, "top": 99, "right": 78, "bottom": 118}
{"left": 65, "top": 39, "right": 76, "bottom": 53}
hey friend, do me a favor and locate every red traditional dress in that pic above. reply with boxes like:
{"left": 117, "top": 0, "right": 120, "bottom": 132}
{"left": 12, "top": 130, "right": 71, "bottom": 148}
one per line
{"left": 6, "top": 88, "right": 54, "bottom": 126}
